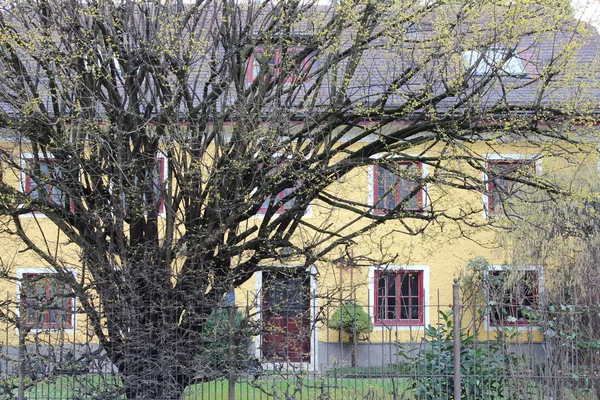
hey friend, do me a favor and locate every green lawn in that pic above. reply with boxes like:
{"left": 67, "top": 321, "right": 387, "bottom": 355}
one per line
{"left": 12, "top": 374, "right": 413, "bottom": 400}
{"left": 12, "top": 374, "right": 593, "bottom": 400}
{"left": 185, "top": 377, "right": 412, "bottom": 400}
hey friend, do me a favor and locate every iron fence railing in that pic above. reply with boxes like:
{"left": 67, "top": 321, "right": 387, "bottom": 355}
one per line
{"left": 1, "top": 282, "right": 600, "bottom": 399}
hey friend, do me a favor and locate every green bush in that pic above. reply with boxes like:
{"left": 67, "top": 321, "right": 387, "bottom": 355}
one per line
{"left": 196, "top": 308, "right": 252, "bottom": 379}
{"left": 397, "top": 311, "right": 521, "bottom": 400}
{"left": 327, "top": 301, "right": 373, "bottom": 339}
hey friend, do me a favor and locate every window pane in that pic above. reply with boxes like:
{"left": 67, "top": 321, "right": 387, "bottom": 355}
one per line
{"left": 377, "top": 167, "right": 397, "bottom": 209}
{"left": 400, "top": 297, "right": 408, "bottom": 320}
{"left": 400, "top": 274, "right": 409, "bottom": 296}
{"left": 398, "top": 164, "right": 419, "bottom": 209}
{"left": 22, "top": 274, "right": 72, "bottom": 329}
{"left": 410, "top": 274, "right": 418, "bottom": 296}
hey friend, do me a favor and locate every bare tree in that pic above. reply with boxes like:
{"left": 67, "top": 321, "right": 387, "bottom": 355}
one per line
{"left": 0, "top": 0, "right": 595, "bottom": 398}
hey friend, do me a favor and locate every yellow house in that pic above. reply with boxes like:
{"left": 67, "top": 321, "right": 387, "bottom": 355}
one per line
{"left": 0, "top": 2, "right": 598, "bottom": 397}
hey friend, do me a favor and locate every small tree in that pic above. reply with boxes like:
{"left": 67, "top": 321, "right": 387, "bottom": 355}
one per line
{"left": 327, "top": 301, "right": 373, "bottom": 367}
{"left": 502, "top": 179, "right": 600, "bottom": 397}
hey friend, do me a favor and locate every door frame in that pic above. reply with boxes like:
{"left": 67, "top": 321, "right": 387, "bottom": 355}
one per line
{"left": 255, "top": 264, "right": 318, "bottom": 371}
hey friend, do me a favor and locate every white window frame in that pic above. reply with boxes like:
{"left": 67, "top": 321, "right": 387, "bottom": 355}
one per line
{"left": 484, "top": 264, "right": 543, "bottom": 331}
{"left": 20, "top": 153, "right": 64, "bottom": 218}
{"left": 16, "top": 268, "right": 77, "bottom": 333}
{"left": 368, "top": 155, "right": 429, "bottom": 214}
{"left": 368, "top": 264, "right": 430, "bottom": 330}
{"left": 253, "top": 153, "right": 312, "bottom": 218}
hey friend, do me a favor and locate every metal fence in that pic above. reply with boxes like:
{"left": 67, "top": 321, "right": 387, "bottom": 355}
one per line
{"left": 1, "top": 281, "right": 600, "bottom": 400}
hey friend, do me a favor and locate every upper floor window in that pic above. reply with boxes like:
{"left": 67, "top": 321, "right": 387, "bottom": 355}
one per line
{"left": 23, "top": 158, "right": 64, "bottom": 206}
{"left": 375, "top": 270, "right": 424, "bottom": 326}
{"left": 246, "top": 48, "right": 310, "bottom": 84}
{"left": 21, "top": 273, "right": 73, "bottom": 329}
{"left": 373, "top": 162, "right": 423, "bottom": 213}
{"left": 486, "top": 159, "right": 535, "bottom": 214}
{"left": 149, "top": 157, "right": 166, "bottom": 213}
{"left": 259, "top": 186, "right": 296, "bottom": 215}
{"left": 487, "top": 268, "right": 538, "bottom": 326}
{"left": 462, "top": 47, "right": 526, "bottom": 77}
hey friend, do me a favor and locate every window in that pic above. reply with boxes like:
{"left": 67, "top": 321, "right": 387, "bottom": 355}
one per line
{"left": 21, "top": 273, "right": 73, "bottom": 329}
{"left": 462, "top": 47, "right": 525, "bottom": 77}
{"left": 246, "top": 48, "right": 310, "bottom": 84}
{"left": 23, "top": 158, "right": 64, "bottom": 206}
{"left": 375, "top": 270, "right": 424, "bottom": 325}
{"left": 373, "top": 162, "right": 423, "bottom": 213}
{"left": 152, "top": 157, "right": 166, "bottom": 213}
{"left": 487, "top": 269, "right": 538, "bottom": 326}
{"left": 258, "top": 186, "right": 296, "bottom": 214}
{"left": 486, "top": 159, "right": 534, "bottom": 214}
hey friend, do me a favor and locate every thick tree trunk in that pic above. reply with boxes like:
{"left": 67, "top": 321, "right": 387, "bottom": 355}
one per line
{"left": 117, "top": 344, "right": 192, "bottom": 400}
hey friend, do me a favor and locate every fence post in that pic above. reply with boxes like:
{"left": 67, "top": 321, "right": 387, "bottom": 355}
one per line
{"left": 453, "top": 278, "right": 461, "bottom": 400}
{"left": 17, "top": 298, "right": 25, "bottom": 400}
{"left": 228, "top": 288, "right": 236, "bottom": 400}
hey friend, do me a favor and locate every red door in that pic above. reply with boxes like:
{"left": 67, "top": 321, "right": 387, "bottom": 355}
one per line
{"left": 262, "top": 270, "right": 311, "bottom": 362}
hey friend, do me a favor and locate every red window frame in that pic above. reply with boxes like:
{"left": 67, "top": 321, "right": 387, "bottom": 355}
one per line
{"left": 21, "top": 273, "right": 73, "bottom": 329}
{"left": 486, "top": 159, "right": 534, "bottom": 214}
{"left": 488, "top": 270, "right": 538, "bottom": 326}
{"left": 373, "top": 162, "right": 423, "bottom": 214}
{"left": 246, "top": 48, "right": 310, "bottom": 84}
{"left": 374, "top": 270, "right": 424, "bottom": 326}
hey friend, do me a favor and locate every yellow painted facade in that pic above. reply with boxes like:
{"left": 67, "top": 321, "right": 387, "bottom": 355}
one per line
{"left": 0, "top": 133, "right": 596, "bottom": 350}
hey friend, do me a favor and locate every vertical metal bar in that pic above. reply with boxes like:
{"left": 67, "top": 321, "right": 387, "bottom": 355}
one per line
{"left": 453, "top": 278, "right": 461, "bottom": 400}
{"left": 17, "top": 294, "right": 25, "bottom": 400}
{"left": 228, "top": 287, "right": 236, "bottom": 400}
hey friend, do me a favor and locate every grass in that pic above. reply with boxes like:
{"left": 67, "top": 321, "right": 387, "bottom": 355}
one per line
{"left": 186, "top": 377, "right": 412, "bottom": 400}
{"left": 8, "top": 372, "right": 596, "bottom": 399}
{"left": 7, "top": 374, "right": 412, "bottom": 400}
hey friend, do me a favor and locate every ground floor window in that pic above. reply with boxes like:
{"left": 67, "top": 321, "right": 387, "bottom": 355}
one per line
{"left": 374, "top": 270, "right": 424, "bottom": 325}
{"left": 487, "top": 269, "right": 538, "bottom": 326}
{"left": 21, "top": 273, "right": 73, "bottom": 329}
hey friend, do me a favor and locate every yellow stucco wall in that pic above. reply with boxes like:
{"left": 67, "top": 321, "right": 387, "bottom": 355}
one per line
{"left": 0, "top": 135, "right": 595, "bottom": 346}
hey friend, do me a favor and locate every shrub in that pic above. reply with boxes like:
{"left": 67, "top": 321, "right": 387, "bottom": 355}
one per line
{"left": 327, "top": 301, "right": 373, "bottom": 367}
{"left": 196, "top": 308, "right": 252, "bottom": 379}
{"left": 397, "top": 310, "right": 521, "bottom": 400}
{"left": 327, "top": 301, "right": 373, "bottom": 339}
